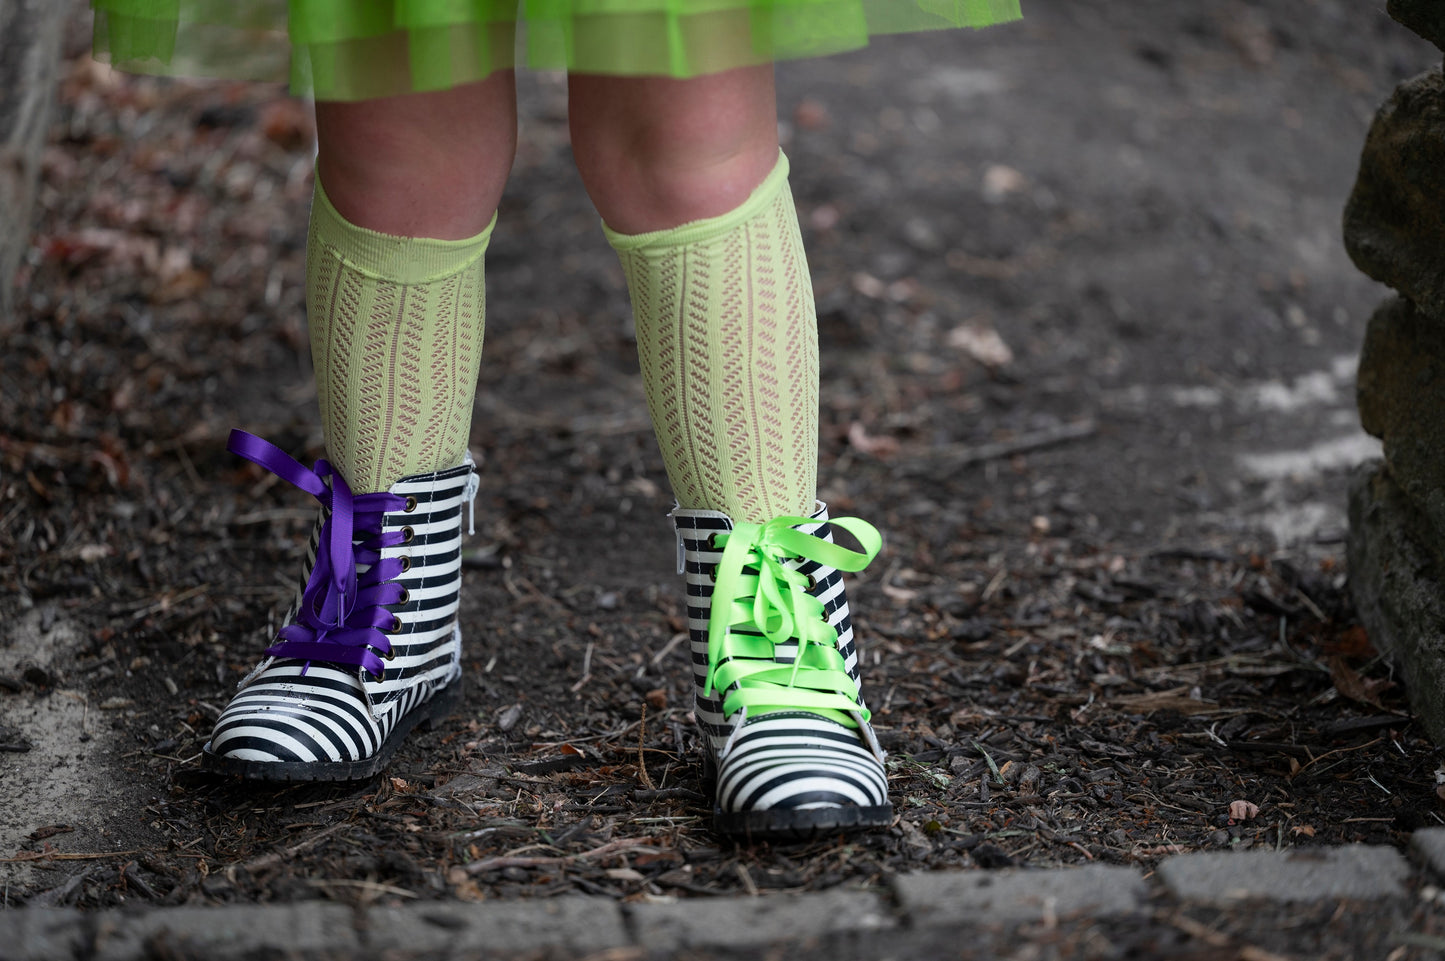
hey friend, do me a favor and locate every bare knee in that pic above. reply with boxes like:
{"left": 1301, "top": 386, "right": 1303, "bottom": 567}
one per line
{"left": 569, "top": 66, "right": 779, "bottom": 234}
{"left": 316, "top": 72, "right": 519, "bottom": 239}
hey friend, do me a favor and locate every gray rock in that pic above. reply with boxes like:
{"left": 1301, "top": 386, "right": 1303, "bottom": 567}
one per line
{"left": 892, "top": 864, "right": 1146, "bottom": 925}
{"left": 1389, "top": 0, "right": 1445, "bottom": 52}
{"left": 0, "top": 908, "right": 87, "bottom": 961}
{"left": 365, "top": 898, "right": 627, "bottom": 956}
{"left": 1344, "top": 68, "right": 1445, "bottom": 320}
{"left": 91, "top": 904, "right": 358, "bottom": 961}
{"left": 1357, "top": 297, "right": 1445, "bottom": 540}
{"left": 1411, "top": 828, "right": 1445, "bottom": 877}
{"left": 1157, "top": 845, "right": 1411, "bottom": 903}
{"left": 1348, "top": 462, "right": 1445, "bottom": 745}
{"left": 0, "top": 1, "right": 65, "bottom": 327}
{"left": 627, "top": 888, "right": 892, "bottom": 951}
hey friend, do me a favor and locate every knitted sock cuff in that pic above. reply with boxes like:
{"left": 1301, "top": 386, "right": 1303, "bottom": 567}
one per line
{"left": 601, "top": 151, "right": 791, "bottom": 252}
{"left": 311, "top": 176, "right": 496, "bottom": 285}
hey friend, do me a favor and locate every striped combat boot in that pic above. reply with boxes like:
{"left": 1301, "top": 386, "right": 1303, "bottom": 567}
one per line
{"left": 204, "top": 430, "right": 477, "bottom": 780}
{"left": 673, "top": 505, "right": 892, "bottom": 840}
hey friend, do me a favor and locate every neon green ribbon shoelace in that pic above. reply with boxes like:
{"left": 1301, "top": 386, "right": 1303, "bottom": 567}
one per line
{"left": 703, "top": 515, "right": 883, "bottom": 729}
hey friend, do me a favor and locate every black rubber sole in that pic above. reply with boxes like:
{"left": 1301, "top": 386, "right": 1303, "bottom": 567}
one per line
{"left": 713, "top": 803, "right": 895, "bottom": 843}
{"left": 201, "top": 680, "right": 461, "bottom": 782}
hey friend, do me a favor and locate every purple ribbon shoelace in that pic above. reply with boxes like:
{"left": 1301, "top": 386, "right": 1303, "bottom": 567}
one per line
{"left": 228, "top": 430, "right": 410, "bottom": 679}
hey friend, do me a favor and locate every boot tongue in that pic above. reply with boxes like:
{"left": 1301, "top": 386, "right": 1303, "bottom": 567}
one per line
{"left": 310, "top": 464, "right": 358, "bottom": 627}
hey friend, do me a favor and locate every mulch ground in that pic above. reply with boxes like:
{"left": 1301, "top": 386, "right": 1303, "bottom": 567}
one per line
{"left": 3, "top": 1, "right": 1444, "bottom": 914}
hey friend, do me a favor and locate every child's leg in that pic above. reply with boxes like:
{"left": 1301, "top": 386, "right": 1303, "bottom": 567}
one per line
{"left": 572, "top": 71, "right": 890, "bottom": 838}
{"left": 569, "top": 68, "right": 816, "bottom": 523}
{"left": 205, "top": 77, "right": 517, "bottom": 780}
{"left": 309, "top": 72, "right": 517, "bottom": 493}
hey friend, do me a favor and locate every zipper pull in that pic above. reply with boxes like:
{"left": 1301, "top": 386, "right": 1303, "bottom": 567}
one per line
{"left": 464, "top": 466, "right": 480, "bottom": 536}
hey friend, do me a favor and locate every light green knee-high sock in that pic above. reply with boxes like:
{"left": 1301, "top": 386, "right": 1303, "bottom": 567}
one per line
{"left": 605, "top": 153, "right": 819, "bottom": 523}
{"left": 306, "top": 180, "right": 494, "bottom": 493}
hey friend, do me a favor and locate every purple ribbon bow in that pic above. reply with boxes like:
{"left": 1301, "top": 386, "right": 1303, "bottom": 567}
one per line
{"left": 228, "top": 430, "right": 410, "bottom": 679}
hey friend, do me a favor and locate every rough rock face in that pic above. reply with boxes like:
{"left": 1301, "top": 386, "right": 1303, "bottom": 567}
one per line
{"left": 1348, "top": 463, "right": 1445, "bottom": 745}
{"left": 1344, "top": 68, "right": 1445, "bottom": 322}
{"left": 0, "top": 0, "right": 64, "bottom": 325}
{"left": 1346, "top": 16, "right": 1445, "bottom": 744}
{"left": 1390, "top": 0, "right": 1445, "bottom": 54}
{"left": 1357, "top": 297, "right": 1445, "bottom": 546}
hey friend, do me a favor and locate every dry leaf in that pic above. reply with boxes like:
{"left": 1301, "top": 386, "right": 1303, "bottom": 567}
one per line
{"left": 1228, "top": 799, "right": 1259, "bottom": 822}
{"left": 982, "top": 163, "right": 1027, "bottom": 201}
{"left": 947, "top": 323, "right": 1014, "bottom": 368}
{"left": 77, "top": 544, "right": 112, "bottom": 563}
{"left": 847, "top": 421, "right": 900, "bottom": 457}
{"left": 1110, "top": 686, "right": 1221, "bottom": 716}
{"left": 1328, "top": 656, "right": 1393, "bottom": 708}
{"left": 852, "top": 272, "right": 886, "bottom": 299}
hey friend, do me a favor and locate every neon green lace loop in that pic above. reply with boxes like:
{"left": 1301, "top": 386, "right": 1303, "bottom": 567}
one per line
{"left": 703, "top": 515, "right": 882, "bottom": 728}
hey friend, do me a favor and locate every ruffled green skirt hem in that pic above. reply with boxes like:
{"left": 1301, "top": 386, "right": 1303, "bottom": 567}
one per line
{"left": 91, "top": 0, "right": 1022, "bottom": 100}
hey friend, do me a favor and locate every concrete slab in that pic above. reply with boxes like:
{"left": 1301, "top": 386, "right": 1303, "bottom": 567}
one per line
{"left": 1157, "top": 845, "right": 1411, "bottom": 903}
{"left": 363, "top": 897, "right": 627, "bottom": 956}
{"left": 0, "top": 908, "right": 88, "bottom": 961}
{"left": 625, "top": 888, "right": 892, "bottom": 951}
{"left": 892, "top": 864, "right": 1147, "bottom": 926}
{"left": 90, "top": 903, "right": 358, "bottom": 961}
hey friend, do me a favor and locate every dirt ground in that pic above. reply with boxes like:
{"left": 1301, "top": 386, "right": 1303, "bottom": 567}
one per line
{"left": 4, "top": 0, "right": 1445, "bottom": 930}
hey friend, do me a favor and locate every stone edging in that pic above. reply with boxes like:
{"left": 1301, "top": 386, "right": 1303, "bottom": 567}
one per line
{"left": 5, "top": 836, "right": 1435, "bottom": 960}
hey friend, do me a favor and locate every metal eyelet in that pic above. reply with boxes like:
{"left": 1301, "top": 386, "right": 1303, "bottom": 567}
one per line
{"left": 387, "top": 615, "right": 402, "bottom": 634}
{"left": 403, "top": 496, "right": 418, "bottom": 513}
{"left": 805, "top": 574, "right": 818, "bottom": 591}
{"left": 381, "top": 646, "right": 396, "bottom": 661}
{"left": 397, "top": 588, "right": 410, "bottom": 605}
{"left": 401, "top": 526, "right": 415, "bottom": 544}
{"left": 706, "top": 532, "right": 719, "bottom": 550}
{"left": 399, "top": 555, "right": 412, "bottom": 573}
{"left": 705, "top": 564, "right": 717, "bottom": 584}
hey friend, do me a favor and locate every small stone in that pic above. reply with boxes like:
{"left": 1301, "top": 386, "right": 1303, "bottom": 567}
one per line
{"left": 496, "top": 704, "right": 523, "bottom": 733}
{"left": 1344, "top": 69, "right": 1445, "bottom": 319}
{"left": 1389, "top": 0, "right": 1445, "bottom": 52}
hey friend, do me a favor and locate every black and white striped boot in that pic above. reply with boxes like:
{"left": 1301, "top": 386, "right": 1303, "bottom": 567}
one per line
{"left": 673, "top": 505, "right": 892, "bottom": 840}
{"left": 204, "top": 430, "right": 478, "bottom": 781}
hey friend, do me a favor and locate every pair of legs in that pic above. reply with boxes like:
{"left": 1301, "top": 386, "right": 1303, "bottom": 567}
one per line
{"left": 316, "top": 67, "right": 779, "bottom": 242}
{"left": 307, "top": 63, "right": 819, "bottom": 523}
{"left": 212, "top": 63, "right": 889, "bottom": 837}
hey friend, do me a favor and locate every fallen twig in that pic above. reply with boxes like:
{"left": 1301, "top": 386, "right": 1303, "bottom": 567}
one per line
{"left": 902, "top": 419, "right": 1097, "bottom": 475}
{"left": 464, "top": 837, "right": 659, "bottom": 876}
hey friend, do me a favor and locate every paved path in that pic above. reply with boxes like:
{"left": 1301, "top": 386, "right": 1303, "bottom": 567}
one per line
{"left": 9, "top": 833, "right": 1445, "bottom": 959}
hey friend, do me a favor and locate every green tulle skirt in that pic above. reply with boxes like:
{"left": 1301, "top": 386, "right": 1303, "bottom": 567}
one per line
{"left": 91, "top": 0, "right": 1021, "bottom": 100}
